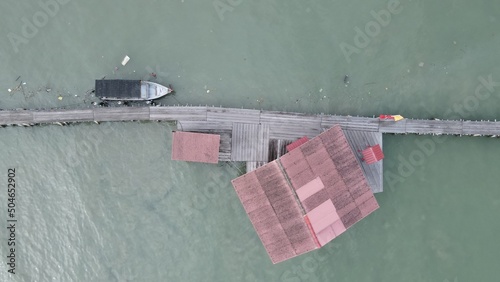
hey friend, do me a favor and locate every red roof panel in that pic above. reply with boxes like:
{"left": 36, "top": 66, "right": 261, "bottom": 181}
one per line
{"left": 286, "top": 136, "right": 309, "bottom": 152}
{"left": 171, "top": 131, "right": 220, "bottom": 163}
{"left": 362, "top": 144, "right": 384, "bottom": 164}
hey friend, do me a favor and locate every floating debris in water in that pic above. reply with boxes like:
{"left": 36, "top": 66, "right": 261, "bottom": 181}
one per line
{"left": 8, "top": 89, "right": 12, "bottom": 92}
{"left": 121, "top": 55, "right": 130, "bottom": 66}
{"left": 344, "top": 75, "right": 349, "bottom": 84}
{"left": 418, "top": 62, "right": 424, "bottom": 67}
{"left": 58, "top": 96, "right": 63, "bottom": 100}
{"left": 319, "top": 88, "right": 323, "bottom": 93}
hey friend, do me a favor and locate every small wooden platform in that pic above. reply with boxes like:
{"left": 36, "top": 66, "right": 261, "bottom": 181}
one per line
{"left": 343, "top": 130, "right": 383, "bottom": 193}
{"left": 231, "top": 123, "right": 270, "bottom": 162}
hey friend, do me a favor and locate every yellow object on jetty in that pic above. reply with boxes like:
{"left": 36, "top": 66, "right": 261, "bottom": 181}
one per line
{"left": 393, "top": 115, "right": 404, "bottom": 121}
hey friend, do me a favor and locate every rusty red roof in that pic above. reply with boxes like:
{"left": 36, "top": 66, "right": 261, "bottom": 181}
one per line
{"left": 171, "top": 131, "right": 220, "bottom": 164}
{"left": 232, "top": 161, "right": 317, "bottom": 263}
{"left": 231, "top": 125, "right": 379, "bottom": 263}
{"left": 286, "top": 136, "right": 309, "bottom": 152}
{"left": 362, "top": 144, "right": 384, "bottom": 164}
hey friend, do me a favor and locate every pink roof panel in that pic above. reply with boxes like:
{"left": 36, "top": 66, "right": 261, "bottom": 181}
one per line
{"left": 312, "top": 214, "right": 339, "bottom": 234}
{"left": 305, "top": 199, "right": 340, "bottom": 246}
{"left": 316, "top": 225, "right": 336, "bottom": 246}
{"left": 296, "top": 177, "right": 325, "bottom": 202}
{"left": 300, "top": 188, "right": 330, "bottom": 213}
{"left": 171, "top": 131, "right": 220, "bottom": 164}
{"left": 332, "top": 220, "right": 347, "bottom": 236}
{"left": 306, "top": 199, "right": 336, "bottom": 223}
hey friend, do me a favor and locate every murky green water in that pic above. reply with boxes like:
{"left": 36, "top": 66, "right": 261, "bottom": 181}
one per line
{"left": 0, "top": 0, "right": 499, "bottom": 281}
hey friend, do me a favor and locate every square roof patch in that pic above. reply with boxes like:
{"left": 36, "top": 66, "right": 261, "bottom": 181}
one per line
{"left": 171, "top": 131, "right": 220, "bottom": 164}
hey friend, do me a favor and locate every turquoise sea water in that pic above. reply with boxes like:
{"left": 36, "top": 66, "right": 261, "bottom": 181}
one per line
{"left": 0, "top": 0, "right": 499, "bottom": 281}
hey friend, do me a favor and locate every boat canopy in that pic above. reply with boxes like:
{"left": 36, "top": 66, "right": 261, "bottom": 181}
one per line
{"left": 95, "top": 80, "right": 141, "bottom": 99}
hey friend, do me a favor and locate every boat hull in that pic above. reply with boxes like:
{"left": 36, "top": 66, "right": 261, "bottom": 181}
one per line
{"left": 95, "top": 80, "right": 173, "bottom": 101}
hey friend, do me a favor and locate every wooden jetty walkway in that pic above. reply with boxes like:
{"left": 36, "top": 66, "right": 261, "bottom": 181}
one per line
{"left": 2, "top": 106, "right": 499, "bottom": 135}
{"left": 2, "top": 106, "right": 500, "bottom": 193}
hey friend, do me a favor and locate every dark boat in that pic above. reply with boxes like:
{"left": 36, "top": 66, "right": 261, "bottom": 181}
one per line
{"left": 95, "top": 79, "right": 173, "bottom": 101}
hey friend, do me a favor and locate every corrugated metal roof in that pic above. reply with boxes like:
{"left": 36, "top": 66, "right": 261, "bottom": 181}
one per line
{"left": 362, "top": 144, "right": 384, "bottom": 164}
{"left": 232, "top": 162, "right": 316, "bottom": 264}
{"left": 231, "top": 125, "right": 379, "bottom": 264}
{"left": 281, "top": 125, "right": 378, "bottom": 228}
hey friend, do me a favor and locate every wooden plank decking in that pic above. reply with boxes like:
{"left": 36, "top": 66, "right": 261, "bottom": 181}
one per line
{"left": 1, "top": 106, "right": 499, "bottom": 136}
{"left": 231, "top": 123, "right": 270, "bottom": 162}
{"left": 2, "top": 105, "right": 500, "bottom": 194}
{"left": 94, "top": 107, "right": 150, "bottom": 121}
{"left": 260, "top": 111, "right": 322, "bottom": 139}
{"left": 0, "top": 110, "right": 33, "bottom": 124}
{"left": 343, "top": 130, "right": 384, "bottom": 193}
{"left": 150, "top": 106, "right": 207, "bottom": 121}
{"left": 33, "top": 109, "right": 94, "bottom": 123}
